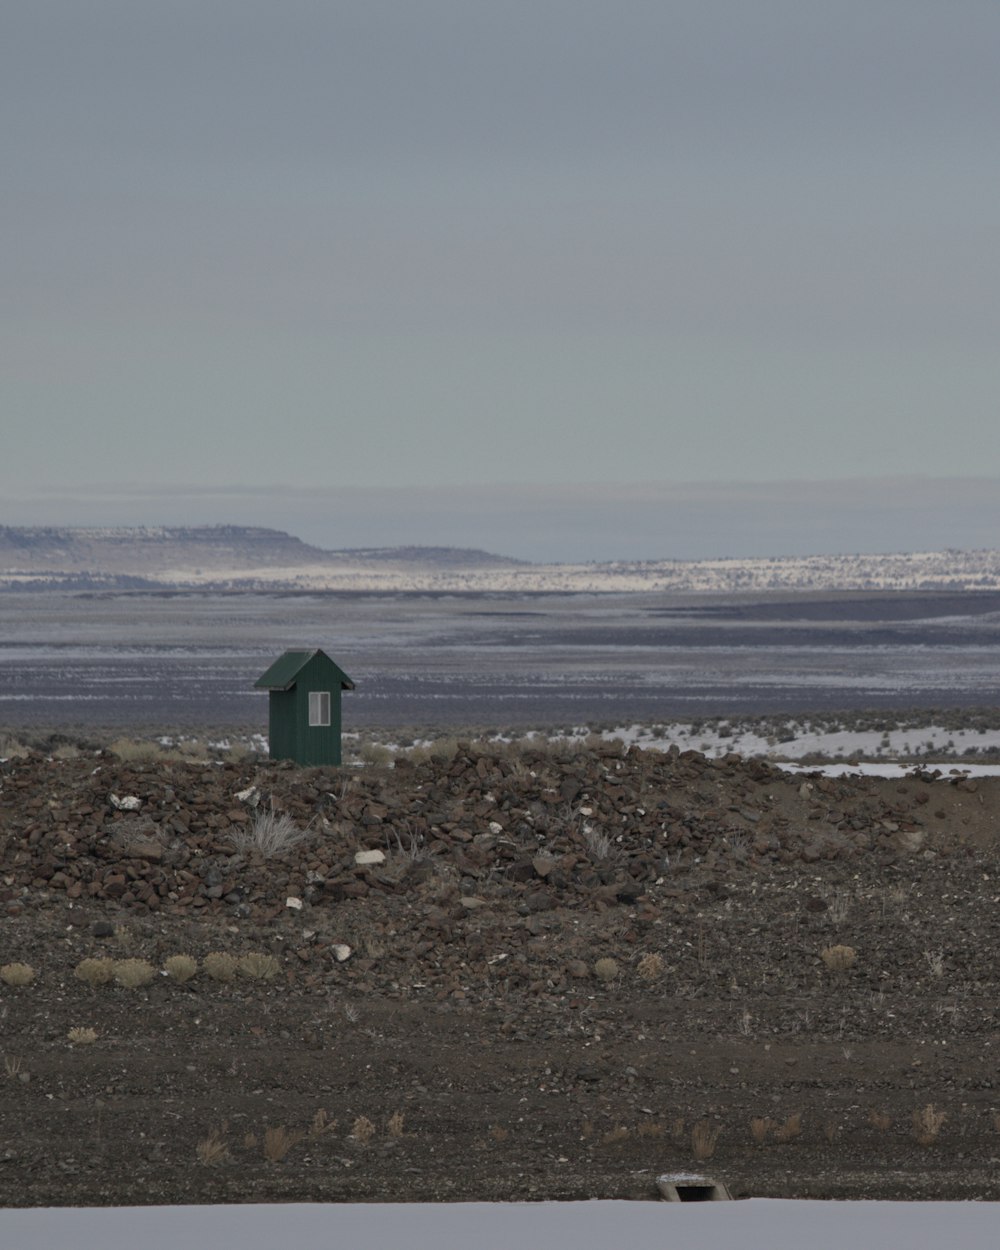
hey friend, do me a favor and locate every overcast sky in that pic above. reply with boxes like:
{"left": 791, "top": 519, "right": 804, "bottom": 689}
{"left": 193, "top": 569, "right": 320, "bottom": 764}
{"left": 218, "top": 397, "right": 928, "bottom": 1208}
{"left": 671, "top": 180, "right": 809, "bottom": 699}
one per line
{"left": 4, "top": 1, "right": 999, "bottom": 560}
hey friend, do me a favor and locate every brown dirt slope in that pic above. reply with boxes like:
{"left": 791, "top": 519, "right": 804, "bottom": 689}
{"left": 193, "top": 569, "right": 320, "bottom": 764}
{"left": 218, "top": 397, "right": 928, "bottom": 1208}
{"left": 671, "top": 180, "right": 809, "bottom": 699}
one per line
{"left": 1, "top": 742, "right": 999, "bottom": 1205}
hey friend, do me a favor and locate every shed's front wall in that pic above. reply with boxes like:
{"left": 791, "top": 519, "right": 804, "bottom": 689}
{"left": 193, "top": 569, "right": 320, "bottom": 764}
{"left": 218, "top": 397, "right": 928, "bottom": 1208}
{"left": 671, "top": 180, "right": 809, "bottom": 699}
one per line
{"left": 293, "top": 652, "right": 344, "bottom": 765}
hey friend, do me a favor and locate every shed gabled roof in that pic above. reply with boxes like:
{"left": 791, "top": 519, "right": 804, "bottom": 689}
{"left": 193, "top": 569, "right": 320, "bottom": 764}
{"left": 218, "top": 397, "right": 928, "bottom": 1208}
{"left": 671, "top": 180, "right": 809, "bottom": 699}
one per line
{"left": 254, "top": 649, "right": 355, "bottom": 692}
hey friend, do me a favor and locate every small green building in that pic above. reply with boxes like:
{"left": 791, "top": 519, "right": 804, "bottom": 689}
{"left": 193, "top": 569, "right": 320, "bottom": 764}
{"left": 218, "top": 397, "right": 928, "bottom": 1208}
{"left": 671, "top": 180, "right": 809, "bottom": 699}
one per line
{"left": 254, "top": 649, "right": 355, "bottom": 766}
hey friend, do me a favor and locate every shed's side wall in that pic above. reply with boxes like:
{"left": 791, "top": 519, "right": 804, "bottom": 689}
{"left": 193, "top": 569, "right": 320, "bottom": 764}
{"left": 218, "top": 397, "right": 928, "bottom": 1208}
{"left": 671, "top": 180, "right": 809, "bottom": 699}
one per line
{"left": 267, "top": 689, "right": 299, "bottom": 762}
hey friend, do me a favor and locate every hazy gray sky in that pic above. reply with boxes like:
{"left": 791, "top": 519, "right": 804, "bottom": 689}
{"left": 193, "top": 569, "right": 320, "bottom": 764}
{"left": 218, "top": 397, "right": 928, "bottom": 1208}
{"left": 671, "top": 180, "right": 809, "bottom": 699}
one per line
{"left": 4, "top": 2, "right": 999, "bottom": 558}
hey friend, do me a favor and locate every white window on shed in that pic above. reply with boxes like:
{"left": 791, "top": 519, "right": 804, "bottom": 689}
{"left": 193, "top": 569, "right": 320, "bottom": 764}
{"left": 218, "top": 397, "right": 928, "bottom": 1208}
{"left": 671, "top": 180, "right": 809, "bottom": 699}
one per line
{"left": 308, "top": 691, "right": 331, "bottom": 727}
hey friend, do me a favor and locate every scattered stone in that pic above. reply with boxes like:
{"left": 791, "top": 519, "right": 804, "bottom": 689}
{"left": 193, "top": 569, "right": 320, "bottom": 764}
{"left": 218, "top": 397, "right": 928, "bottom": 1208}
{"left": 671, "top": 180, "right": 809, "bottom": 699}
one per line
{"left": 354, "top": 850, "right": 386, "bottom": 866}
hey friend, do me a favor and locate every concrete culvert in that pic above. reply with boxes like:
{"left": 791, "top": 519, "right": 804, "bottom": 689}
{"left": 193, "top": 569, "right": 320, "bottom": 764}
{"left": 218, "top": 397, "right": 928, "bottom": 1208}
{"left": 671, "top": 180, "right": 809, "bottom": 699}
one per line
{"left": 656, "top": 1173, "right": 732, "bottom": 1202}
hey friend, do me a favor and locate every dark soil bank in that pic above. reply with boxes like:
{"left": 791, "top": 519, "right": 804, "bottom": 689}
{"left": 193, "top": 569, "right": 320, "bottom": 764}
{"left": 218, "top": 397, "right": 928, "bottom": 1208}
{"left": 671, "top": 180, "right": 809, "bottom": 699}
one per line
{"left": 2, "top": 741, "right": 1000, "bottom": 1205}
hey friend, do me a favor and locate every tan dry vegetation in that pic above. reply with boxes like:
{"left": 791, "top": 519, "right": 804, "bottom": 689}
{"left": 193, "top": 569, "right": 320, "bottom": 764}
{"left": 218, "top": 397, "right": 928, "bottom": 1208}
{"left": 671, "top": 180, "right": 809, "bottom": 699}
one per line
{"left": 636, "top": 952, "right": 664, "bottom": 981}
{"left": 163, "top": 954, "right": 199, "bottom": 982}
{"left": 869, "top": 1109, "right": 893, "bottom": 1133}
{"left": 691, "top": 1120, "right": 721, "bottom": 1161}
{"left": 821, "top": 944, "right": 857, "bottom": 974}
{"left": 67, "top": 1027, "right": 98, "bottom": 1045}
{"left": 74, "top": 957, "right": 116, "bottom": 986}
{"left": 107, "top": 738, "right": 172, "bottom": 764}
{"left": 203, "top": 952, "right": 238, "bottom": 982}
{"left": 773, "top": 1113, "right": 803, "bottom": 1143}
{"left": 262, "top": 1125, "right": 304, "bottom": 1162}
{"left": 912, "top": 1104, "right": 947, "bottom": 1147}
{"left": 0, "top": 963, "right": 36, "bottom": 987}
{"left": 196, "top": 1126, "right": 229, "bottom": 1165}
{"left": 112, "top": 958, "right": 156, "bottom": 989}
{"left": 636, "top": 1121, "right": 665, "bottom": 1140}
{"left": 0, "top": 733, "right": 30, "bottom": 758}
{"left": 309, "top": 1109, "right": 337, "bottom": 1139}
{"left": 351, "top": 1116, "right": 376, "bottom": 1145}
{"left": 238, "top": 952, "right": 281, "bottom": 982}
{"left": 750, "top": 1116, "right": 773, "bottom": 1145}
{"left": 229, "top": 808, "right": 311, "bottom": 859}
{"left": 594, "top": 957, "right": 619, "bottom": 983}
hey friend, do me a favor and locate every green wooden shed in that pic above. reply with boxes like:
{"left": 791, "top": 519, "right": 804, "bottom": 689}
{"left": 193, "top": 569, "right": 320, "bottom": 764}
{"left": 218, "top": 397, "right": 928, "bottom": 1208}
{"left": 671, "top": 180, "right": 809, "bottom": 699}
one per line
{"left": 254, "top": 649, "right": 355, "bottom": 766}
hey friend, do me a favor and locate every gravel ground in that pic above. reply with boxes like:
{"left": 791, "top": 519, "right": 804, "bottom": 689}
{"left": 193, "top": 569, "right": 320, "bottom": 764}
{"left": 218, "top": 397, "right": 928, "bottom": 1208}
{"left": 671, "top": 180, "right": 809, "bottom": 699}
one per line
{"left": 2, "top": 740, "right": 1000, "bottom": 1205}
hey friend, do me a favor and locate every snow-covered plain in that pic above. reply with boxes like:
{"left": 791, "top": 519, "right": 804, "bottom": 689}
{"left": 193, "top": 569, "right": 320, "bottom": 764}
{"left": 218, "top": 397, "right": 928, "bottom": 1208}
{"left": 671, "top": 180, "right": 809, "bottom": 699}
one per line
{"left": 601, "top": 720, "right": 1000, "bottom": 767}
{"left": 2, "top": 1200, "right": 998, "bottom": 1250}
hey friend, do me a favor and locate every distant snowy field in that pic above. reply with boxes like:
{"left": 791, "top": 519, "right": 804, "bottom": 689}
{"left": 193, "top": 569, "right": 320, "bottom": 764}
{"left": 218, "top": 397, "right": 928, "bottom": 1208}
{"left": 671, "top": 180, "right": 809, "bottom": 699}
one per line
{"left": 1, "top": 587, "right": 999, "bottom": 736}
{"left": 602, "top": 720, "right": 1000, "bottom": 766}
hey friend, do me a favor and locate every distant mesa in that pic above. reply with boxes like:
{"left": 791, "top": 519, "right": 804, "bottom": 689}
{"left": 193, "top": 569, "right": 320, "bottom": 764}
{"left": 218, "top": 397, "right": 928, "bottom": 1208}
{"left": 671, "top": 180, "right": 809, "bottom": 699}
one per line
{"left": 0, "top": 525, "right": 528, "bottom": 590}
{"left": 0, "top": 525, "right": 999, "bottom": 593}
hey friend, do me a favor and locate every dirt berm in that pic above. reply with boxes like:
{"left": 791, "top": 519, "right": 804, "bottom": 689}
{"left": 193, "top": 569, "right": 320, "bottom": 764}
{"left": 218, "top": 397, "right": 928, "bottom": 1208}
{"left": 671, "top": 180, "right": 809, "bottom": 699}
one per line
{"left": 2, "top": 740, "right": 1000, "bottom": 1206}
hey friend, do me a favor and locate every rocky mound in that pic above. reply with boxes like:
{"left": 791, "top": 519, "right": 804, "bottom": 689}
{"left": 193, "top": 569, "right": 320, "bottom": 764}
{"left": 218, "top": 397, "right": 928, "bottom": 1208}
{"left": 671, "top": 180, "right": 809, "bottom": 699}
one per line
{"left": 1, "top": 742, "right": 991, "bottom": 990}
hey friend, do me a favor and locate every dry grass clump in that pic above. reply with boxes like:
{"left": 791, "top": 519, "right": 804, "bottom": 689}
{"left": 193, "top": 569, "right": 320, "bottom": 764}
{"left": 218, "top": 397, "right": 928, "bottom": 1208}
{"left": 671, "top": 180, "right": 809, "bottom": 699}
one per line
{"left": 386, "top": 1111, "right": 405, "bottom": 1138}
{"left": 309, "top": 1109, "right": 337, "bottom": 1139}
{"left": 691, "top": 1120, "right": 721, "bottom": 1161}
{"left": 229, "top": 808, "right": 311, "bottom": 859}
{"left": 107, "top": 737, "right": 167, "bottom": 763}
{"left": 351, "top": 1116, "right": 376, "bottom": 1144}
{"left": 750, "top": 1116, "right": 773, "bottom": 1144}
{"left": 0, "top": 963, "right": 36, "bottom": 987}
{"left": 912, "top": 1103, "right": 947, "bottom": 1147}
{"left": 0, "top": 734, "right": 30, "bottom": 759}
{"left": 636, "top": 1121, "right": 665, "bottom": 1140}
{"left": 263, "top": 1125, "right": 304, "bottom": 1162}
{"left": 358, "top": 743, "right": 393, "bottom": 767}
{"left": 820, "top": 944, "right": 857, "bottom": 974}
{"left": 601, "top": 1125, "right": 629, "bottom": 1145}
{"left": 868, "top": 1109, "right": 893, "bottom": 1133}
{"left": 773, "top": 1112, "right": 802, "bottom": 1143}
{"left": 203, "top": 951, "right": 238, "bottom": 982}
{"left": 582, "top": 825, "right": 613, "bottom": 861}
{"left": 636, "top": 952, "right": 664, "bottom": 981}
{"left": 67, "top": 1027, "right": 98, "bottom": 1045}
{"left": 112, "top": 958, "right": 155, "bottom": 988}
{"left": 163, "top": 954, "right": 199, "bottom": 982}
{"left": 594, "top": 957, "right": 620, "bottom": 983}
{"left": 196, "top": 1126, "right": 229, "bottom": 1165}
{"left": 238, "top": 952, "right": 281, "bottom": 982}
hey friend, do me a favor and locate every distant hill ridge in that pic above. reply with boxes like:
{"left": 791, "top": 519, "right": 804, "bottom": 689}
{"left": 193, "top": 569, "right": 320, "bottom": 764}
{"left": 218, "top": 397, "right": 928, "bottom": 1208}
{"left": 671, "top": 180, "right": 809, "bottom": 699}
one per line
{"left": 0, "top": 525, "right": 526, "bottom": 578}
{"left": 1, "top": 525, "right": 999, "bottom": 592}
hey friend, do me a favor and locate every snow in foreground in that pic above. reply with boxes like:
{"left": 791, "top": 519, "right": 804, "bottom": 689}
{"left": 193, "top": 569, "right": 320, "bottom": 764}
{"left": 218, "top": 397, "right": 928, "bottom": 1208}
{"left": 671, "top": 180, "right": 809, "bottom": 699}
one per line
{"left": 2, "top": 1200, "right": 998, "bottom": 1250}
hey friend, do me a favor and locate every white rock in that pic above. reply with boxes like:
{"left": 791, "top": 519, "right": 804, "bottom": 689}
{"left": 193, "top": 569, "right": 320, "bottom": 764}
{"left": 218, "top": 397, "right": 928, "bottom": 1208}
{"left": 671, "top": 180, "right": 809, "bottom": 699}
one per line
{"left": 488, "top": 821, "right": 503, "bottom": 834}
{"left": 354, "top": 849, "right": 386, "bottom": 866}
{"left": 285, "top": 896, "right": 303, "bottom": 911}
{"left": 235, "top": 785, "right": 260, "bottom": 805}
{"left": 109, "top": 794, "right": 141, "bottom": 811}
{"left": 332, "top": 944, "right": 352, "bottom": 962}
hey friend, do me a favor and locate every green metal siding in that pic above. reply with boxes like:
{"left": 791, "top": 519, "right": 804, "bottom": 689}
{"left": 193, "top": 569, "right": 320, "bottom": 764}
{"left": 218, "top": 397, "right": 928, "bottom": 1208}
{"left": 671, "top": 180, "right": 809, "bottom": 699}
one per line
{"left": 267, "top": 688, "right": 300, "bottom": 761}
{"left": 258, "top": 648, "right": 353, "bottom": 766}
